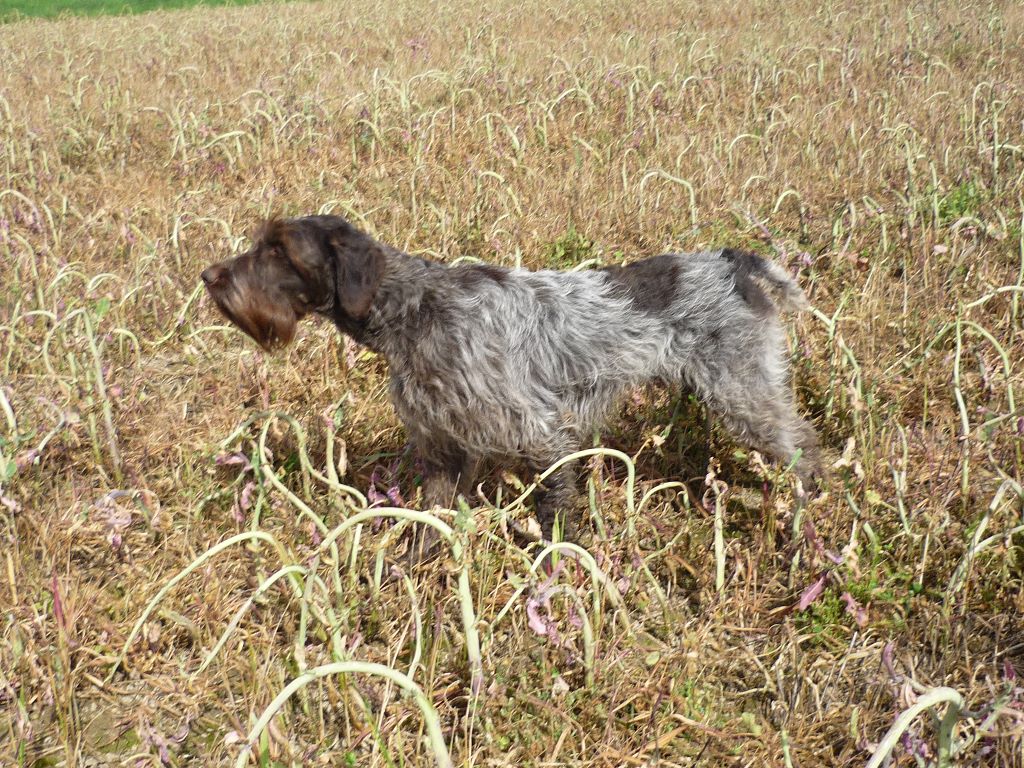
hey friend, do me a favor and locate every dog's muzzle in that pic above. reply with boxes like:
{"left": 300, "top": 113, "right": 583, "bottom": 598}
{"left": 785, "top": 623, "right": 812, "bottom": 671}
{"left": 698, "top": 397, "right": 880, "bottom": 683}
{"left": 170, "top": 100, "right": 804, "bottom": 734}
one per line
{"left": 201, "top": 265, "right": 229, "bottom": 287}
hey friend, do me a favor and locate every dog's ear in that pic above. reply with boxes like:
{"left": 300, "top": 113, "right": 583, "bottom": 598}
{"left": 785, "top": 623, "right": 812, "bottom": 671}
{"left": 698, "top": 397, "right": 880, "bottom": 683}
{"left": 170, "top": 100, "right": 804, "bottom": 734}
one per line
{"left": 263, "top": 218, "right": 330, "bottom": 290}
{"left": 330, "top": 233, "right": 386, "bottom": 321}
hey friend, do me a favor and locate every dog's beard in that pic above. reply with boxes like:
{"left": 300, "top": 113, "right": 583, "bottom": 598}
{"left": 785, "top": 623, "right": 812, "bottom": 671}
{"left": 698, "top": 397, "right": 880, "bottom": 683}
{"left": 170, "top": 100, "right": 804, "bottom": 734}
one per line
{"left": 208, "top": 284, "right": 298, "bottom": 351}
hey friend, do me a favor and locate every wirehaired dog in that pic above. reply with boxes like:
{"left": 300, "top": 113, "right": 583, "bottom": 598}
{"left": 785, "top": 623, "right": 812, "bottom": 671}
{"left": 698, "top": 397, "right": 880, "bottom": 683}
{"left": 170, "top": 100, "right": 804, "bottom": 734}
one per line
{"left": 202, "top": 215, "right": 820, "bottom": 545}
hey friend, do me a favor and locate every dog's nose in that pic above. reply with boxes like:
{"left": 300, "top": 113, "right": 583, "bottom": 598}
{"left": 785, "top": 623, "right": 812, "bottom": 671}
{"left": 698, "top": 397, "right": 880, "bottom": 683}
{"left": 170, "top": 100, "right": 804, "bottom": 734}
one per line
{"left": 201, "top": 265, "right": 228, "bottom": 287}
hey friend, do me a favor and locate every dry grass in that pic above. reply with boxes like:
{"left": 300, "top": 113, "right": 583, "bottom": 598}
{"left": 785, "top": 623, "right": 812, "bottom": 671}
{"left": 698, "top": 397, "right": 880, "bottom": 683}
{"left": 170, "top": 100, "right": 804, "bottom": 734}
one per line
{"left": 2, "top": 0, "right": 1023, "bottom": 765}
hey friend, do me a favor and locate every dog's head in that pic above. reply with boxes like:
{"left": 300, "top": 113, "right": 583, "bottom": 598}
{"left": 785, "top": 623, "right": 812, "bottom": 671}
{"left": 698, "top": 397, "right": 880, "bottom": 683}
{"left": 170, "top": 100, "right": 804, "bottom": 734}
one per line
{"left": 201, "top": 215, "right": 386, "bottom": 350}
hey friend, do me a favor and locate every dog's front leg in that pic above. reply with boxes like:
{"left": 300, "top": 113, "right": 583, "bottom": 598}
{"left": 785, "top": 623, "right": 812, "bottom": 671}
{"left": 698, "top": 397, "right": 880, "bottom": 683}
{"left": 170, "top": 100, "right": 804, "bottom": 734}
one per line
{"left": 408, "top": 447, "right": 475, "bottom": 566}
{"left": 533, "top": 458, "right": 579, "bottom": 545}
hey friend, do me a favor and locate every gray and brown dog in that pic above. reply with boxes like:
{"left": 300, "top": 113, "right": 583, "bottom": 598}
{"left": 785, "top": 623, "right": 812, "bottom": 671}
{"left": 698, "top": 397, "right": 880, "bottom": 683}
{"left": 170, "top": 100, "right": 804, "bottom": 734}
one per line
{"left": 202, "top": 215, "right": 820, "bottom": 545}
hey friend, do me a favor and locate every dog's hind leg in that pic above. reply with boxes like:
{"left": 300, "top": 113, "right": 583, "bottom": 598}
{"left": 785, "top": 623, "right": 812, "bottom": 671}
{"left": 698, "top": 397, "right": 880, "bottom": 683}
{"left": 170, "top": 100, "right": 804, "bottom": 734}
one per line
{"left": 685, "top": 334, "right": 821, "bottom": 491}
{"left": 710, "top": 389, "right": 821, "bottom": 490}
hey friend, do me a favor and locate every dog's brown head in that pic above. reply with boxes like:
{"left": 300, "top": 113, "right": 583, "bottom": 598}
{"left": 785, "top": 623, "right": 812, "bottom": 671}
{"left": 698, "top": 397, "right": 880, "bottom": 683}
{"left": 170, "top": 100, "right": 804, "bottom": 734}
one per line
{"left": 201, "top": 215, "right": 386, "bottom": 350}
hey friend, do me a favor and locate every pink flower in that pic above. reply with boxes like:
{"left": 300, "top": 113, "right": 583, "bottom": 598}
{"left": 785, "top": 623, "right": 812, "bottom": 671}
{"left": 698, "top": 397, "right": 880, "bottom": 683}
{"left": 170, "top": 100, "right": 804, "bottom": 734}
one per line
{"left": 797, "top": 573, "right": 828, "bottom": 611}
{"left": 840, "top": 592, "right": 868, "bottom": 627}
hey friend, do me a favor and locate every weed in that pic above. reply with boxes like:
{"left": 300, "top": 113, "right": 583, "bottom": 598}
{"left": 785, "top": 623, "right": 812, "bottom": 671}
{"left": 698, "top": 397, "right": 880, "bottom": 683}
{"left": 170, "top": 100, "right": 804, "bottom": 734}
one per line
{"left": 543, "top": 223, "right": 595, "bottom": 269}
{"left": 938, "top": 180, "right": 983, "bottom": 224}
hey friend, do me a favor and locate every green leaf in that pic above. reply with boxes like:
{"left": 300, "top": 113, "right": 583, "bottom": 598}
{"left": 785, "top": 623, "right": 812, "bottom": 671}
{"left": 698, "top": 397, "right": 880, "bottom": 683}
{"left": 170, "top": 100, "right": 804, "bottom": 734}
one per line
{"left": 454, "top": 497, "right": 476, "bottom": 534}
{"left": 95, "top": 297, "right": 111, "bottom": 319}
{"left": 740, "top": 711, "right": 762, "bottom": 736}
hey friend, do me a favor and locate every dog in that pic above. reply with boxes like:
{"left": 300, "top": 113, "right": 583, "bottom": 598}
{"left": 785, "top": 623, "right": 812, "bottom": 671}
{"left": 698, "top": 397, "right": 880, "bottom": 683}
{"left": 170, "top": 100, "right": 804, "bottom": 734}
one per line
{"left": 202, "top": 214, "right": 821, "bottom": 546}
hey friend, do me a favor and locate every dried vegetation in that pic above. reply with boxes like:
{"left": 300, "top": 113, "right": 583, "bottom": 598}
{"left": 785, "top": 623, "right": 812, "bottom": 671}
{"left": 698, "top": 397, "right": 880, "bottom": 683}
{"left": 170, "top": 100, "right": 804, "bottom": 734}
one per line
{"left": 1, "top": 0, "right": 1023, "bottom": 765}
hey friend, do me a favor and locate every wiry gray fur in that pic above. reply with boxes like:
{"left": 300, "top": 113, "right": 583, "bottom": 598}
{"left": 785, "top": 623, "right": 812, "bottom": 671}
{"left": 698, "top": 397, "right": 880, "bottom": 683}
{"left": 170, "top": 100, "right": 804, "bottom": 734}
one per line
{"left": 202, "top": 215, "right": 821, "bottom": 544}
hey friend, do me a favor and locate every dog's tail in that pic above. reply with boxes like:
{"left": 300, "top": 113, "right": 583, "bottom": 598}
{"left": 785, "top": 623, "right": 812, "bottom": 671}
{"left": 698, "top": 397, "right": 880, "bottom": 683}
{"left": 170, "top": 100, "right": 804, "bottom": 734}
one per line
{"left": 722, "top": 248, "right": 809, "bottom": 313}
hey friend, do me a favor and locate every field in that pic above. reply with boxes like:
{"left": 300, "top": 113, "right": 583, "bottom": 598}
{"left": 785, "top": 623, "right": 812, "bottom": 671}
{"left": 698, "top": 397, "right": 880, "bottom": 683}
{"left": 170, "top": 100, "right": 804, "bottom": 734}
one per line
{"left": 0, "top": 0, "right": 260, "bottom": 21}
{"left": 1, "top": 0, "right": 1023, "bottom": 765}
